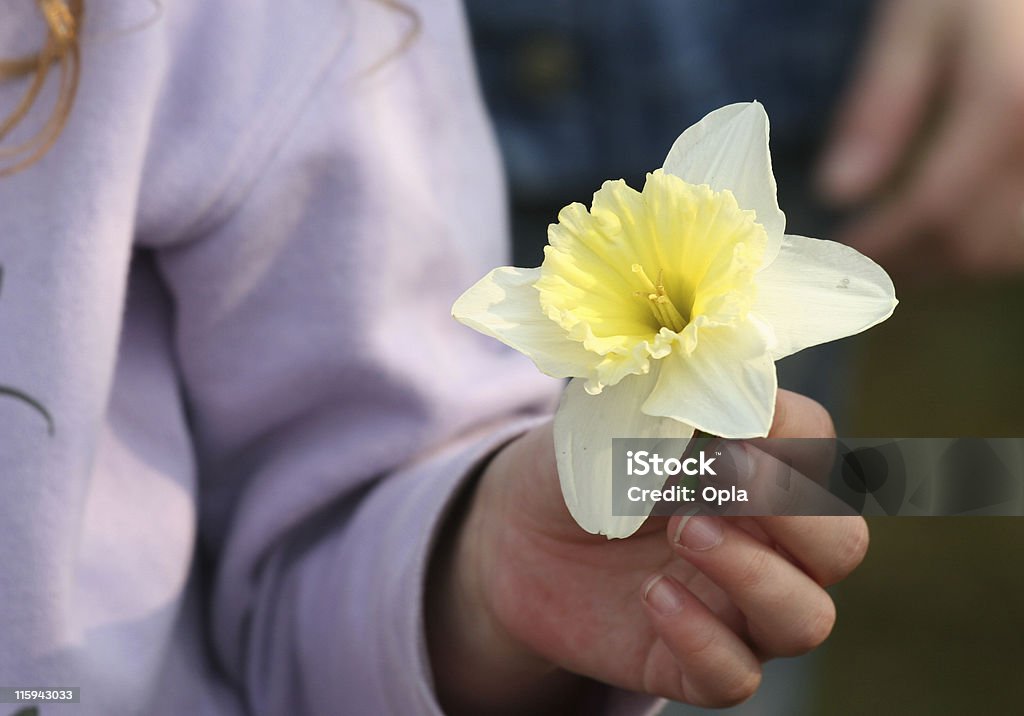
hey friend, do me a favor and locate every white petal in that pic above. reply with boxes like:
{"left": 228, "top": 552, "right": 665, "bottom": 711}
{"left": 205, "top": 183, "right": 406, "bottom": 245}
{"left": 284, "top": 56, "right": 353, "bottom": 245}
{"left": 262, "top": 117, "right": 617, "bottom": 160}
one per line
{"left": 662, "top": 102, "right": 784, "bottom": 267}
{"left": 753, "top": 235, "right": 898, "bottom": 359}
{"left": 554, "top": 372, "right": 694, "bottom": 539}
{"left": 642, "top": 320, "right": 777, "bottom": 439}
{"left": 452, "top": 267, "right": 596, "bottom": 378}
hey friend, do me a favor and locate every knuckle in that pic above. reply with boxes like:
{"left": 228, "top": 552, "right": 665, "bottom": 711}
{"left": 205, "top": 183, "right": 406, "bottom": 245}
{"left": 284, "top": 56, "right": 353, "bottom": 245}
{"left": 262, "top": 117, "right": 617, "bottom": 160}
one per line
{"left": 775, "top": 391, "right": 834, "bottom": 438}
{"left": 735, "top": 547, "right": 777, "bottom": 591}
{"left": 715, "top": 668, "right": 763, "bottom": 708}
{"left": 816, "top": 517, "right": 871, "bottom": 585}
{"left": 791, "top": 596, "right": 837, "bottom": 654}
{"left": 805, "top": 399, "right": 835, "bottom": 439}
{"left": 689, "top": 665, "right": 762, "bottom": 709}
{"left": 835, "top": 518, "right": 871, "bottom": 575}
{"left": 685, "top": 620, "right": 722, "bottom": 660}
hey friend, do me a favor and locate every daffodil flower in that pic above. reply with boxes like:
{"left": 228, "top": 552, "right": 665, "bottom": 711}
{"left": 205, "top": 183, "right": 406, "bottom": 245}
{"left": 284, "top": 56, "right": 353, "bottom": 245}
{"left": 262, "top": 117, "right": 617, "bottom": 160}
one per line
{"left": 453, "top": 102, "right": 897, "bottom": 538}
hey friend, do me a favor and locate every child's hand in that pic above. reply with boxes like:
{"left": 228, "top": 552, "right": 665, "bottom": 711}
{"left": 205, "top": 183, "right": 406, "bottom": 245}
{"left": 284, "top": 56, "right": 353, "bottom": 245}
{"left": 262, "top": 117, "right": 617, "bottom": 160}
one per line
{"left": 427, "top": 390, "right": 867, "bottom": 714}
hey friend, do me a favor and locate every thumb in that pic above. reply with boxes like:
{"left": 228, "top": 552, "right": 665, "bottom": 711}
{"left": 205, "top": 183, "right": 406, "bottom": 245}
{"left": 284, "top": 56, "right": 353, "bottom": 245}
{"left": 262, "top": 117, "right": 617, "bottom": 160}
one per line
{"left": 818, "top": 0, "right": 945, "bottom": 204}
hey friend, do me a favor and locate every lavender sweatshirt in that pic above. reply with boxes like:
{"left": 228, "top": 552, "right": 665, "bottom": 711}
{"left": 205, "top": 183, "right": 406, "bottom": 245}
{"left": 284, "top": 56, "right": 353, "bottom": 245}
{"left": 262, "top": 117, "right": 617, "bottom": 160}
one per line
{"left": 0, "top": 1, "right": 663, "bottom": 714}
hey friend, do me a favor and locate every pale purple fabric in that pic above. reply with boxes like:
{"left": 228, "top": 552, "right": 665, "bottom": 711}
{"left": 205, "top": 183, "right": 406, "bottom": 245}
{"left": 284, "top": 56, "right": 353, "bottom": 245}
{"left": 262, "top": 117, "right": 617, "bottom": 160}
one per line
{"left": 0, "top": 1, "right": 661, "bottom": 714}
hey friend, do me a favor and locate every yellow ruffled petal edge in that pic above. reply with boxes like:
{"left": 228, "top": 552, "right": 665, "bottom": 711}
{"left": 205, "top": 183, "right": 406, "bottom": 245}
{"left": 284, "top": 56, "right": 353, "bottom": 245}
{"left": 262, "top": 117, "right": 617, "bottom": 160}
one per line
{"left": 642, "top": 317, "right": 778, "bottom": 439}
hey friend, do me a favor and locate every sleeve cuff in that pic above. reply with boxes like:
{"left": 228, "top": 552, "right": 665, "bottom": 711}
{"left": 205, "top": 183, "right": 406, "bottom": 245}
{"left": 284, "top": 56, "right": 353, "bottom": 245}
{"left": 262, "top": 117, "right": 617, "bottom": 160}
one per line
{"left": 301, "top": 415, "right": 664, "bottom": 715}
{"left": 344, "top": 416, "right": 545, "bottom": 714}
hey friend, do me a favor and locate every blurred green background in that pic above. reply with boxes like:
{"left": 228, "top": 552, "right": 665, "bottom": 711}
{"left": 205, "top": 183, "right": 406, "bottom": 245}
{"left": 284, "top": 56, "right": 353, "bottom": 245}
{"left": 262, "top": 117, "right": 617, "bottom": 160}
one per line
{"left": 815, "top": 278, "right": 1024, "bottom": 715}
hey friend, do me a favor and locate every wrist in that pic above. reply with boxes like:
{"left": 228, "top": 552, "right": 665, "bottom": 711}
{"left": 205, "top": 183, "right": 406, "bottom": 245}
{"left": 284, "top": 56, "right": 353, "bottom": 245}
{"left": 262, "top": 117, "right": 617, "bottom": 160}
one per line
{"left": 426, "top": 432, "right": 583, "bottom": 715}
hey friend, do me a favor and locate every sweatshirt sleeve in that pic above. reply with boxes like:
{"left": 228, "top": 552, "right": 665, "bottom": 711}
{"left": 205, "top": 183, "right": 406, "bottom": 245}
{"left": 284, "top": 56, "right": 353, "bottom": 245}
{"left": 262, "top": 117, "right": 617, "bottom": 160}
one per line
{"left": 145, "top": 2, "right": 666, "bottom": 714}
{"left": 249, "top": 417, "right": 543, "bottom": 714}
{"left": 245, "top": 416, "right": 665, "bottom": 716}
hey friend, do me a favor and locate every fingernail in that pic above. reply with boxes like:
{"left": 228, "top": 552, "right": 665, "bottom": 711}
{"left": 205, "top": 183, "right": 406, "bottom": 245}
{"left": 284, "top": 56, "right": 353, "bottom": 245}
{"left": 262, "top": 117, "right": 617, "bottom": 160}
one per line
{"left": 676, "top": 516, "right": 724, "bottom": 551}
{"left": 642, "top": 574, "right": 684, "bottom": 616}
{"left": 671, "top": 506, "right": 700, "bottom": 545}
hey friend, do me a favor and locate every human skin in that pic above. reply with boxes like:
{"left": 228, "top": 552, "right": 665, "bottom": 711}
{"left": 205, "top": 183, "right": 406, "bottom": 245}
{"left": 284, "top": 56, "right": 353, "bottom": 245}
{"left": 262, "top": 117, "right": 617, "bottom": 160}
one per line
{"left": 819, "top": 0, "right": 1024, "bottom": 279}
{"left": 427, "top": 390, "right": 869, "bottom": 714}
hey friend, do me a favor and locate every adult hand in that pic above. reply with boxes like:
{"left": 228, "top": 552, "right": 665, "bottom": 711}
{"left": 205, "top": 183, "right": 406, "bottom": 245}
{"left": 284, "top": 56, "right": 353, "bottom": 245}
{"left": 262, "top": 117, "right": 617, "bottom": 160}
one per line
{"left": 819, "top": 0, "right": 1024, "bottom": 279}
{"left": 427, "top": 390, "right": 868, "bottom": 714}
